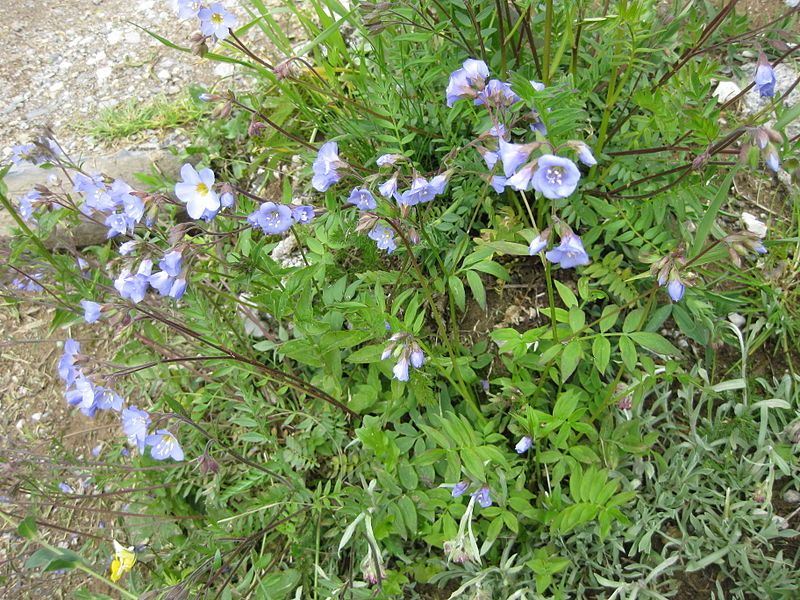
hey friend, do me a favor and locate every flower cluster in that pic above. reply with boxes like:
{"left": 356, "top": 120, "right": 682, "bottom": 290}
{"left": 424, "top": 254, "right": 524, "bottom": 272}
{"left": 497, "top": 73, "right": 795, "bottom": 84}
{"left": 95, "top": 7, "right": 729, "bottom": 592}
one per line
{"left": 73, "top": 174, "right": 149, "bottom": 239}
{"left": 10, "top": 272, "right": 43, "bottom": 292}
{"left": 247, "top": 202, "right": 316, "bottom": 236}
{"left": 114, "top": 248, "right": 188, "bottom": 303}
{"left": 381, "top": 332, "right": 424, "bottom": 381}
{"left": 58, "top": 339, "right": 123, "bottom": 418}
{"left": 58, "top": 339, "right": 184, "bottom": 460}
{"left": 650, "top": 251, "right": 690, "bottom": 302}
{"left": 8, "top": 138, "right": 61, "bottom": 166}
{"left": 174, "top": 1, "right": 237, "bottom": 41}
{"left": 451, "top": 480, "right": 493, "bottom": 508}
{"left": 528, "top": 225, "right": 591, "bottom": 270}
{"left": 743, "top": 126, "right": 782, "bottom": 173}
{"left": 308, "top": 142, "right": 449, "bottom": 253}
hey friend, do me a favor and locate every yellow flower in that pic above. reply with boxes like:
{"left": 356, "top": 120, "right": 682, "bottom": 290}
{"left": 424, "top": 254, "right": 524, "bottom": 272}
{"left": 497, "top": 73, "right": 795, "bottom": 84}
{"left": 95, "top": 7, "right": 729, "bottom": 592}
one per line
{"left": 110, "top": 540, "right": 136, "bottom": 582}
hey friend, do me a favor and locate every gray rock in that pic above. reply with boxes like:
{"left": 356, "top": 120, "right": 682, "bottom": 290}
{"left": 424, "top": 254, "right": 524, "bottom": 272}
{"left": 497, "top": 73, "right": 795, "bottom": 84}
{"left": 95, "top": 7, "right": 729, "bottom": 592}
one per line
{"left": 1, "top": 148, "right": 182, "bottom": 238}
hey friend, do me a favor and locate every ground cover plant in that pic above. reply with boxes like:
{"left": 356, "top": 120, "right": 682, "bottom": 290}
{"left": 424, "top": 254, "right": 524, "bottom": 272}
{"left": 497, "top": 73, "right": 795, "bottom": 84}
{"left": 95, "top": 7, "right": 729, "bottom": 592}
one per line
{"left": 1, "top": 0, "right": 800, "bottom": 598}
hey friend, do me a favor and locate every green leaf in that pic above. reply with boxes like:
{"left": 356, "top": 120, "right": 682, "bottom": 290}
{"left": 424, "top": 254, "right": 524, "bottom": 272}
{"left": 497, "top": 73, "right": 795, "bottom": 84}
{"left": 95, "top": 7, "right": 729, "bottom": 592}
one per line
{"left": 618, "top": 335, "right": 637, "bottom": 371}
{"left": 17, "top": 516, "right": 37, "bottom": 539}
{"left": 775, "top": 101, "right": 800, "bottom": 131}
{"left": 346, "top": 344, "right": 384, "bottom": 364}
{"left": 448, "top": 275, "right": 466, "bottom": 312}
{"left": 599, "top": 305, "right": 619, "bottom": 332}
{"left": 460, "top": 447, "right": 486, "bottom": 481}
{"left": 628, "top": 332, "right": 680, "bottom": 355}
{"left": 560, "top": 340, "right": 582, "bottom": 381}
{"left": 568, "top": 307, "right": 586, "bottom": 332}
{"left": 690, "top": 170, "right": 735, "bottom": 257}
{"left": 484, "top": 241, "right": 531, "bottom": 255}
{"left": 465, "top": 270, "right": 486, "bottom": 309}
{"left": 592, "top": 336, "right": 611, "bottom": 373}
{"left": 555, "top": 281, "right": 578, "bottom": 308}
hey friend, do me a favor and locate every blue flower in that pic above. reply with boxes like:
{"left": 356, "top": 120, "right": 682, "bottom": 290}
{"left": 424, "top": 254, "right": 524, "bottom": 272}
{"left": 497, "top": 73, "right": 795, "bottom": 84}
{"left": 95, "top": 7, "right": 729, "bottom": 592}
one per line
{"left": 545, "top": 233, "right": 590, "bottom": 269}
{"left": 118, "top": 241, "right": 137, "bottom": 256}
{"left": 754, "top": 53, "right": 776, "bottom": 97}
{"left": 515, "top": 436, "right": 532, "bottom": 454}
{"left": 247, "top": 202, "right": 294, "bottom": 234}
{"left": 451, "top": 481, "right": 470, "bottom": 497}
{"left": 378, "top": 174, "right": 399, "bottom": 199}
{"left": 473, "top": 486, "right": 492, "bottom": 508}
{"left": 114, "top": 260, "right": 153, "bottom": 304}
{"left": 576, "top": 143, "right": 597, "bottom": 166}
{"left": 392, "top": 355, "right": 410, "bottom": 381}
{"left": 498, "top": 139, "right": 536, "bottom": 177}
{"left": 482, "top": 149, "right": 499, "bottom": 170}
{"left": 476, "top": 79, "right": 520, "bottom": 107}
{"left": 10, "top": 144, "right": 36, "bottom": 165}
{"left": 376, "top": 153, "right": 404, "bottom": 166}
{"left": 765, "top": 150, "right": 780, "bottom": 173}
{"left": 428, "top": 174, "right": 449, "bottom": 196}
{"left": 312, "top": 142, "right": 343, "bottom": 191}
{"left": 121, "top": 406, "right": 151, "bottom": 453}
{"left": 169, "top": 278, "right": 187, "bottom": 300}
{"left": 347, "top": 188, "right": 377, "bottom": 210}
{"left": 58, "top": 339, "right": 81, "bottom": 386}
{"left": 490, "top": 176, "right": 506, "bottom": 193}
{"left": 149, "top": 271, "right": 174, "bottom": 296}
{"left": 176, "top": 0, "right": 201, "bottom": 19}
{"left": 80, "top": 300, "right": 102, "bottom": 324}
{"left": 58, "top": 482, "right": 74, "bottom": 494}
{"left": 445, "top": 58, "right": 489, "bottom": 107}
{"left": 160, "top": 250, "right": 183, "bottom": 278}
{"left": 94, "top": 387, "right": 123, "bottom": 412}
{"left": 531, "top": 155, "right": 581, "bottom": 199}
{"left": 121, "top": 192, "right": 144, "bottom": 224}
{"left": 18, "top": 191, "right": 39, "bottom": 224}
{"left": 145, "top": 430, "right": 184, "bottom": 461}
{"left": 65, "top": 376, "right": 97, "bottom": 416}
{"left": 220, "top": 191, "right": 235, "bottom": 208}
{"left": 410, "top": 345, "right": 425, "bottom": 368}
{"left": 398, "top": 177, "right": 435, "bottom": 206}
{"left": 528, "top": 230, "right": 549, "bottom": 255}
{"left": 530, "top": 114, "right": 548, "bottom": 135}
{"left": 368, "top": 223, "right": 397, "bottom": 254}
{"left": 104, "top": 213, "right": 130, "bottom": 239}
{"left": 667, "top": 278, "right": 685, "bottom": 302}
{"left": 292, "top": 205, "right": 315, "bottom": 224}
{"left": 199, "top": 2, "right": 237, "bottom": 40}
{"left": 505, "top": 162, "right": 536, "bottom": 191}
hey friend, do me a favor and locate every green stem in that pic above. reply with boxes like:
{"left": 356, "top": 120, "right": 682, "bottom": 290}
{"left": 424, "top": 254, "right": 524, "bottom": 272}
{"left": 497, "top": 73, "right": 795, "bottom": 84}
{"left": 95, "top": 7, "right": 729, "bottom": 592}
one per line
{"left": 389, "top": 223, "right": 480, "bottom": 416}
{"left": 543, "top": 0, "right": 553, "bottom": 84}
{"left": 543, "top": 260, "right": 559, "bottom": 343}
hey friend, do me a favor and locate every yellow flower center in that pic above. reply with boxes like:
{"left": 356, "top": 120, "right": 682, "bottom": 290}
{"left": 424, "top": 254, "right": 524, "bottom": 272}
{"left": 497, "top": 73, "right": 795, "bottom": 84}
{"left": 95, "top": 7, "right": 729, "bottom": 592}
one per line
{"left": 211, "top": 13, "right": 224, "bottom": 25}
{"left": 195, "top": 182, "right": 209, "bottom": 196}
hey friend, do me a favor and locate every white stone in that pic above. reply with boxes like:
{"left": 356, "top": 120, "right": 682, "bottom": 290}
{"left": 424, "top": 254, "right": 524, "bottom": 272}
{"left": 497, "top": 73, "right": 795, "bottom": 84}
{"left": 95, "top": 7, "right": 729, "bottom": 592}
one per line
{"left": 157, "top": 69, "right": 171, "bottom": 81}
{"left": 741, "top": 212, "right": 767, "bottom": 238}
{"left": 727, "top": 313, "right": 746, "bottom": 328}
{"left": 213, "top": 62, "right": 236, "bottom": 77}
{"left": 96, "top": 66, "right": 113, "bottom": 81}
{"left": 108, "top": 29, "right": 124, "bottom": 45}
{"left": 713, "top": 81, "right": 741, "bottom": 104}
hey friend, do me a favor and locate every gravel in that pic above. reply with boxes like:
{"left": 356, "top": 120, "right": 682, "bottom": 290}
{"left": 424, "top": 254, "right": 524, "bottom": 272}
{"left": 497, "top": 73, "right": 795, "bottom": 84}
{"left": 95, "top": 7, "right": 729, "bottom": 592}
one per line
{"left": 0, "top": 0, "right": 253, "bottom": 160}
